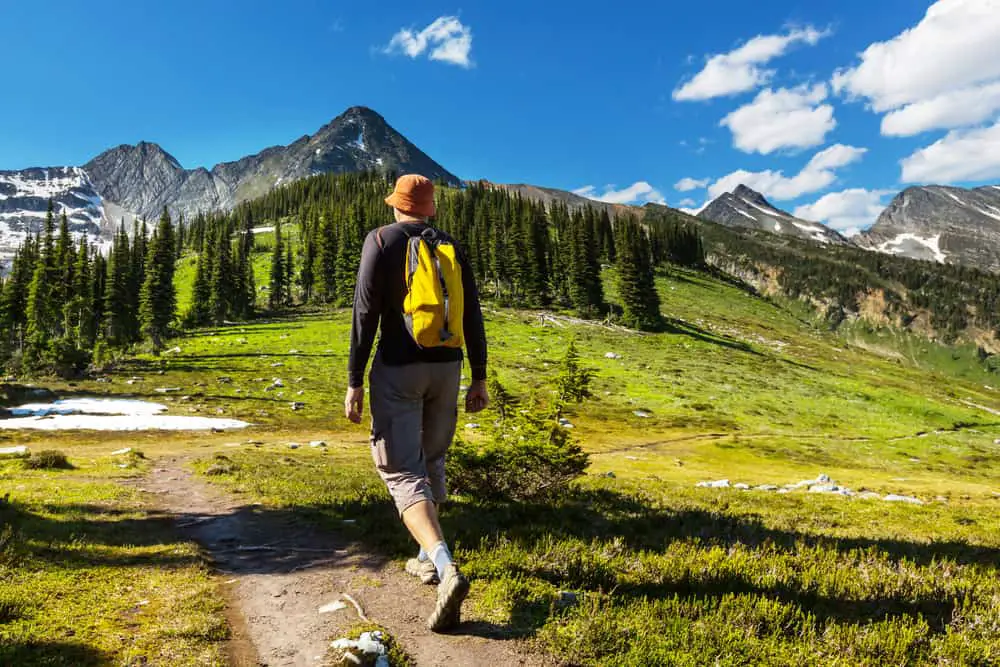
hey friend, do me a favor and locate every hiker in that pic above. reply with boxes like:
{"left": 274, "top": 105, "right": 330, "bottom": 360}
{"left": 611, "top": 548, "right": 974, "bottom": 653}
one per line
{"left": 344, "top": 174, "right": 489, "bottom": 632}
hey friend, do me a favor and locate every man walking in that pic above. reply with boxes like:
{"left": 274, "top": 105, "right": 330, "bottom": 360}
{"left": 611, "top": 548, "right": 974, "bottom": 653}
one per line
{"left": 344, "top": 174, "right": 489, "bottom": 632}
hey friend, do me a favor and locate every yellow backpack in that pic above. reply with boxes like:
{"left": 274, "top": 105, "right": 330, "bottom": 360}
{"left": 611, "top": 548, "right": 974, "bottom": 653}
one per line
{"left": 403, "top": 228, "right": 465, "bottom": 349}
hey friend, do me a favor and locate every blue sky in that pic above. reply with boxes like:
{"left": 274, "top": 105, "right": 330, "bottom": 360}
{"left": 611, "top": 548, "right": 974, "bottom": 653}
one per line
{"left": 2, "top": 0, "right": 999, "bottom": 234}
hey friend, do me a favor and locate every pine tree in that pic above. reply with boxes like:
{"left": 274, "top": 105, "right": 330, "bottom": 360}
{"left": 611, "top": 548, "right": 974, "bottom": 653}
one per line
{"left": 616, "top": 217, "right": 662, "bottom": 331}
{"left": 25, "top": 201, "right": 60, "bottom": 361}
{"left": 316, "top": 215, "right": 338, "bottom": 303}
{"left": 139, "top": 208, "right": 178, "bottom": 351}
{"left": 209, "top": 224, "right": 234, "bottom": 324}
{"left": 104, "top": 223, "right": 132, "bottom": 346}
{"left": 269, "top": 220, "right": 286, "bottom": 309}
{"left": 299, "top": 218, "right": 316, "bottom": 304}
{"left": 0, "top": 237, "right": 37, "bottom": 356}
{"left": 188, "top": 232, "right": 214, "bottom": 326}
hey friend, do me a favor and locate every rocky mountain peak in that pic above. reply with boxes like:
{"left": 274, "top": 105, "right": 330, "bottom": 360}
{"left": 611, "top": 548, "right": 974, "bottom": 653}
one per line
{"left": 732, "top": 184, "right": 768, "bottom": 205}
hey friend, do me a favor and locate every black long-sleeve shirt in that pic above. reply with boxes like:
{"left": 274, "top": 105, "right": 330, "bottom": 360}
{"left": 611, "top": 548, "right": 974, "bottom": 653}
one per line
{"left": 348, "top": 222, "right": 487, "bottom": 388}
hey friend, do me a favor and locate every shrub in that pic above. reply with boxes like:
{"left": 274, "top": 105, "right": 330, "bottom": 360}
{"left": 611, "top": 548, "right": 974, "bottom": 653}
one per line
{"left": 23, "top": 450, "right": 73, "bottom": 470}
{"left": 448, "top": 394, "right": 589, "bottom": 502}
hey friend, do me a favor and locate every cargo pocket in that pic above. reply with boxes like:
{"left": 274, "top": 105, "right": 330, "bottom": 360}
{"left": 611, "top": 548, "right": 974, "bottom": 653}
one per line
{"left": 370, "top": 420, "right": 395, "bottom": 472}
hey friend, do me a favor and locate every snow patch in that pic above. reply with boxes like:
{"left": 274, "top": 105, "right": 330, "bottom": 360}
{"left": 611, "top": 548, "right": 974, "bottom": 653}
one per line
{"left": 727, "top": 203, "right": 758, "bottom": 222}
{"left": 251, "top": 226, "right": 276, "bottom": 234}
{"left": 877, "top": 233, "right": 947, "bottom": 263}
{"left": 1, "top": 397, "right": 250, "bottom": 431}
{"left": 353, "top": 131, "right": 366, "bottom": 152}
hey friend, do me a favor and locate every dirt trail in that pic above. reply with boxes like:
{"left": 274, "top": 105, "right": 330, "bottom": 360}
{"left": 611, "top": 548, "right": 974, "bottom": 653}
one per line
{"left": 132, "top": 457, "right": 549, "bottom": 667}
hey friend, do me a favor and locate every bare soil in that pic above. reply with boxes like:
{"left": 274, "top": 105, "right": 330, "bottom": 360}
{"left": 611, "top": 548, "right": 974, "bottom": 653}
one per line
{"left": 131, "top": 457, "right": 551, "bottom": 667}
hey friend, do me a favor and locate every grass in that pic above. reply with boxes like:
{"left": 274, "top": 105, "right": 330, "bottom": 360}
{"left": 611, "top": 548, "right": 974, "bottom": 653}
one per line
{"left": 2, "top": 260, "right": 999, "bottom": 664}
{"left": 0, "top": 455, "right": 228, "bottom": 666}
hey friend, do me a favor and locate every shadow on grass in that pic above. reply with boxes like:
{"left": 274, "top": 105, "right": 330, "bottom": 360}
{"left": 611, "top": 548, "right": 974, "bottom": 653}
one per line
{"left": 0, "top": 640, "right": 108, "bottom": 667}
{"left": 661, "top": 317, "right": 763, "bottom": 356}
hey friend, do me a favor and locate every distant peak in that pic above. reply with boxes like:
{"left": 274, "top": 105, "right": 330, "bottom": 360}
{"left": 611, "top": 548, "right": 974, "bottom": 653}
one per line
{"left": 732, "top": 184, "right": 766, "bottom": 202}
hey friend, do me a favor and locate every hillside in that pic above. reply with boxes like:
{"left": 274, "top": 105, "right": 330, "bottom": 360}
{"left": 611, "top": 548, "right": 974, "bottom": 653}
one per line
{"left": 698, "top": 184, "right": 849, "bottom": 245}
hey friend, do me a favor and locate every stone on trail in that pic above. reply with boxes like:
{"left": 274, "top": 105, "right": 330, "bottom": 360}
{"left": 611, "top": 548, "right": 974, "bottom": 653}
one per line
{"left": 0, "top": 445, "right": 29, "bottom": 458}
{"left": 883, "top": 494, "right": 924, "bottom": 505}
{"left": 696, "top": 479, "right": 731, "bottom": 488}
{"left": 319, "top": 600, "right": 348, "bottom": 614}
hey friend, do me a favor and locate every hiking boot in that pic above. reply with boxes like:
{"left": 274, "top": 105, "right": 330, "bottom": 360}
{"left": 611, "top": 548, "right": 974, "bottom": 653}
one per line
{"left": 427, "top": 564, "right": 469, "bottom": 632}
{"left": 405, "top": 557, "right": 439, "bottom": 585}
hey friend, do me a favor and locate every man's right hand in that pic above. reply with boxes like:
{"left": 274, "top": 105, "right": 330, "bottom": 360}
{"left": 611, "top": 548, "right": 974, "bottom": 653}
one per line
{"left": 345, "top": 386, "right": 365, "bottom": 423}
{"left": 466, "top": 379, "right": 489, "bottom": 413}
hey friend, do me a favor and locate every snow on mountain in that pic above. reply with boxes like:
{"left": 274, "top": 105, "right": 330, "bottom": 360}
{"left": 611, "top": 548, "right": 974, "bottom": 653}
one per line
{"left": 697, "top": 185, "right": 849, "bottom": 246}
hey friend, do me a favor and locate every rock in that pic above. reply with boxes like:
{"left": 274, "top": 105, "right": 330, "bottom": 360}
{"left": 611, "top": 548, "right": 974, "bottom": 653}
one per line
{"left": 604, "top": 352, "right": 621, "bottom": 359}
{"left": 603, "top": 472, "right": 616, "bottom": 479}
{"left": 459, "top": 385, "right": 469, "bottom": 393}
{"left": 817, "top": 473, "right": 831, "bottom": 483}
{"left": 288, "top": 349, "right": 301, "bottom": 355}
{"left": 883, "top": 494, "right": 924, "bottom": 505}
{"left": 155, "top": 387, "right": 181, "bottom": 394}
{"left": 288, "top": 443, "right": 300, "bottom": 449}
{"left": 696, "top": 479, "right": 731, "bottom": 488}
{"left": 734, "top": 483, "right": 750, "bottom": 490}
{"left": 808, "top": 484, "right": 840, "bottom": 494}
{"left": 633, "top": 410, "right": 652, "bottom": 418}
{"left": 755, "top": 484, "right": 779, "bottom": 491}
{"left": 295, "top": 377, "right": 306, "bottom": 383}
{"left": 96, "top": 376, "right": 112, "bottom": 383}
{"left": 271, "top": 378, "right": 284, "bottom": 388}
{"left": 555, "top": 591, "right": 580, "bottom": 608}
{"left": 217, "top": 376, "right": 233, "bottom": 384}
{"left": 270, "top": 362, "right": 284, "bottom": 368}
{"left": 625, "top": 456, "right": 639, "bottom": 461}
{"left": 290, "top": 402, "right": 305, "bottom": 411}
{"left": 309, "top": 441, "right": 327, "bottom": 448}
{"left": 296, "top": 390, "right": 305, "bottom": 396}
{"left": 110, "top": 447, "right": 132, "bottom": 456}
{"left": 465, "top": 423, "right": 480, "bottom": 430}
{"left": 994, "top": 439, "right": 1000, "bottom": 445}
{"left": 0, "top": 446, "right": 29, "bottom": 458}
{"left": 165, "top": 346, "right": 182, "bottom": 354}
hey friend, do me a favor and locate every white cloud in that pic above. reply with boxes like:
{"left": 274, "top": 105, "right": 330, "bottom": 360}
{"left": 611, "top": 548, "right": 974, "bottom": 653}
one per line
{"left": 677, "top": 198, "right": 698, "bottom": 207}
{"left": 833, "top": 0, "right": 1000, "bottom": 136}
{"left": 793, "top": 188, "right": 892, "bottom": 232}
{"left": 900, "top": 120, "right": 1000, "bottom": 183}
{"left": 384, "top": 16, "right": 473, "bottom": 68}
{"left": 674, "top": 26, "right": 829, "bottom": 101}
{"left": 707, "top": 144, "right": 867, "bottom": 201}
{"left": 881, "top": 81, "right": 1000, "bottom": 136}
{"left": 674, "top": 177, "right": 709, "bottom": 192}
{"left": 720, "top": 83, "right": 836, "bottom": 154}
{"left": 573, "top": 181, "right": 666, "bottom": 205}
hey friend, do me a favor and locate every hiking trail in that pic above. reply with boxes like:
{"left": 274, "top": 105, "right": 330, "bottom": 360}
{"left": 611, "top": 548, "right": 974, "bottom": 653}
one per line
{"left": 130, "top": 457, "right": 550, "bottom": 667}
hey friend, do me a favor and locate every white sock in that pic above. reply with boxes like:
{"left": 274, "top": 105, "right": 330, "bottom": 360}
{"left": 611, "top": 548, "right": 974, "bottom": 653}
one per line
{"left": 417, "top": 547, "right": 429, "bottom": 562}
{"left": 428, "top": 541, "right": 453, "bottom": 579}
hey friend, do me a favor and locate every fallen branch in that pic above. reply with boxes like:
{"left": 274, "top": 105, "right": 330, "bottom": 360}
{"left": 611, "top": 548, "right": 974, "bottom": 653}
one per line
{"left": 342, "top": 593, "right": 369, "bottom": 622}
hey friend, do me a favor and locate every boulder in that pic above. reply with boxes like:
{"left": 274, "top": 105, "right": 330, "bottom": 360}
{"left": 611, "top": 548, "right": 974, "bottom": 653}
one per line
{"left": 155, "top": 387, "right": 181, "bottom": 394}
{"left": 696, "top": 479, "right": 730, "bottom": 488}
{"left": 604, "top": 352, "right": 621, "bottom": 359}
{"left": 883, "top": 494, "right": 924, "bottom": 505}
{"left": 290, "top": 402, "right": 305, "bottom": 411}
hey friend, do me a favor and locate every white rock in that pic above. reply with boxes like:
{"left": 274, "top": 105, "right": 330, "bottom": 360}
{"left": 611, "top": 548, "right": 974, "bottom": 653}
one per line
{"left": 288, "top": 349, "right": 301, "bottom": 355}
{"left": 318, "top": 600, "right": 347, "bottom": 614}
{"left": 755, "top": 485, "right": 779, "bottom": 492}
{"left": 816, "top": 473, "right": 831, "bottom": 483}
{"left": 0, "top": 445, "right": 29, "bottom": 458}
{"left": 465, "top": 423, "right": 480, "bottom": 430}
{"left": 111, "top": 447, "right": 132, "bottom": 456}
{"left": 633, "top": 410, "right": 651, "bottom": 418}
{"left": 309, "top": 441, "right": 327, "bottom": 448}
{"left": 808, "top": 484, "right": 839, "bottom": 494}
{"left": 883, "top": 494, "right": 924, "bottom": 505}
{"left": 734, "top": 483, "right": 750, "bottom": 490}
{"left": 271, "top": 378, "right": 284, "bottom": 387}
{"left": 857, "top": 492, "right": 882, "bottom": 500}
{"left": 604, "top": 352, "right": 621, "bottom": 359}
{"left": 165, "top": 346, "right": 182, "bottom": 354}
{"left": 290, "top": 402, "right": 305, "bottom": 411}
{"left": 994, "top": 439, "right": 1000, "bottom": 445}
{"left": 696, "top": 479, "right": 730, "bottom": 488}
{"left": 271, "top": 362, "right": 284, "bottom": 368}
{"left": 155, "top": 387, "right": 181, "bottom": 394}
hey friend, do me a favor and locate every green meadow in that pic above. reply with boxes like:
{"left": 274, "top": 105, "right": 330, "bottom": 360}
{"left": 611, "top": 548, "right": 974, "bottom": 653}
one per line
{"left": 3, "top": 260, "right": 1000, "bottom": 665}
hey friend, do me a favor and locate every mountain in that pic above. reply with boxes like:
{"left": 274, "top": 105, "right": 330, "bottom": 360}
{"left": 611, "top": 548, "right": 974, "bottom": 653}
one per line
{"left": 85, "top": 106, "right": 460, "bottom": 222}
{"left": 856, "top": 185, "right": 1000, "bottom": 272}
{"left": 697, "top": 185, "right": 849, "bottom": 245}
{"left": 490, "top": 183, "right": 636, "bottom": 218}
{"left": 0, "top": 167, "right": 106, "bottom": 259}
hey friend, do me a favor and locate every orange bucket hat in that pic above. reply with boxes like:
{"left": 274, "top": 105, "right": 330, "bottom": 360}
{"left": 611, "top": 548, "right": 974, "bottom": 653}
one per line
{"left": 385, "top": 174, "right": 436, "bottom": 218}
